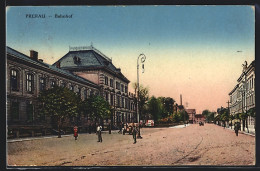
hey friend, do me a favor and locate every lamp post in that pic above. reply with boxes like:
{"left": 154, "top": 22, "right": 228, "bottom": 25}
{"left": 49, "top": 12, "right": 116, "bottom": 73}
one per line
{"left": 137, "top": 53, "right": 146, "bottom": 139}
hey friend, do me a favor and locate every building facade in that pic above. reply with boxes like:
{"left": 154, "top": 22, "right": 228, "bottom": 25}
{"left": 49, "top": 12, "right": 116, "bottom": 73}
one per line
{"left": 185, "top": 109, "right": 196, "bottom": 123}
{"left": 194, "top": 114, "right": 205, "bottom": 124}
{"left": 53, "top": 46, "right": 136, "bottom": 125}
{"left": 6, "top": 46, "right": 136, "bottom": 138}
{"left": 229, "top": 60, "right": 255, "bottom": 133}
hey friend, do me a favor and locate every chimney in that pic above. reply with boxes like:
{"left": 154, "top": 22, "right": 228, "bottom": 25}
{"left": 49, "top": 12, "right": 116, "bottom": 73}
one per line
{"left": 56, "top": 61, "right": 61, "bottom": 68}
{"left": 30, "top": 50, "right": 38, "bottom": 60}
{"left": 180, "top": 94, "right": 182, "bottom": 106}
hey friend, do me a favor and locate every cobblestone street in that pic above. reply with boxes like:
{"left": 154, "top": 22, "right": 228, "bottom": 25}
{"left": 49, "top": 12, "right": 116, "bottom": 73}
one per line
{"left": 7, "top": 124, "right": 255, "bottom": 166}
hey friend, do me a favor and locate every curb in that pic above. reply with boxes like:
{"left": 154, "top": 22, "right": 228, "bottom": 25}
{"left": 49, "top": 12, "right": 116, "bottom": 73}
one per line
{"left": 217, "top": 125, "right": 255, "bottom": 137}
{"left": 7, "top": 131, "right": 120, "bottom": 143}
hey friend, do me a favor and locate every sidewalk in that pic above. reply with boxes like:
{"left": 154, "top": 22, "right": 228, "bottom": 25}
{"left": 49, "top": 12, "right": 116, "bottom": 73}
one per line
{"left": 7, "top": 130, "right": 119, "bottom": 143}
{"left": 216, "top": 124, "right": 255, "bottom": 137}
{"left": 169, "top": 124, "right": 190, "bottom": 128}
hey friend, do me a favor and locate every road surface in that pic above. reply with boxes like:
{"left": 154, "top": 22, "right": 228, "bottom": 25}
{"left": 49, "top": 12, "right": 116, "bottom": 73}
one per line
{"left": 7, "top": 124, "right": 255, "bottom": 166}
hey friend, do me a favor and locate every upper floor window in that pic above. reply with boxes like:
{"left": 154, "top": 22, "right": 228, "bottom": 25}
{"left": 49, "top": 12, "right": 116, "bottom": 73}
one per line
{"left": 110, "top": 94, "right": 114, "bottom": 105}
{"left": 125, "top": 86, "right": 128, "bottom": 93}
{"left": 104, "top": 76, "right": 108, "bottom": 85}
{"left": 50, "top": 80, "right": 56, "bottom": 88}
{"left": 39, "top": 77, "right": 46, "bottom": 91}
{"left": 121, "top": 84, "right": 124, "bottom": 92}
{"left": 70, "top": 84, "right": 74, "bottom": 91}
{"left": 105, "top": 92, "right": 109, "bottom": 101}
{"left": 117, "top": 95, "right": 120, "bottom": 107}
{"left": 77, "top": 87, "right": 81, "bottom": 96}
{"left": 116, "top": 81, "right": 120, "bottom": 90}
{"left": 11, "top": 69, "right": 19, "bottom": 91}
{"left": 121, "top": 97, "right": 124, "bottom": 108}
{"left": 90, "top": 89, "right": 94, "bottom": 96}
{"left": 73, "top": 56, "right": 81, "bottom": 64}
{"left": 110, "top": 79, "right": 114, "bottom": 88}
{"left": 26, "top": 74, "right": 34, "bottom": 93}
{"left": 84, "top": 89, "right": 88, "bottom": 100}
{"left": 60, "top": 81, "right": 66, "bottom": 88}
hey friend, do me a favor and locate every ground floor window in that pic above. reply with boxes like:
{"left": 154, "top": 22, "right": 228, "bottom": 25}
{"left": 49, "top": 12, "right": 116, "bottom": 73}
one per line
{"left": 11, "top": 101, "right": 19, "bottom": 120}
{"left": 26, "top": 103, "right": 34, "bottom": 122}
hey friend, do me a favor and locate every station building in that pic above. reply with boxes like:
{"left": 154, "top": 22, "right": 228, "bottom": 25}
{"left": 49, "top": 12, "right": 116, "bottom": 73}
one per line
{"left": 6, "top": 46, "right": 136, "bottom": 138}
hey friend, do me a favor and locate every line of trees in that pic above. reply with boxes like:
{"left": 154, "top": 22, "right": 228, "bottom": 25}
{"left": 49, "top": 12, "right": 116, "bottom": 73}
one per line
{"left": 38, "top": 86, "right": 111, "bottom": 138}
{"left": 135, "top": 83, "right": 188, "bottom": 125}
{"left": 212, "top": 107, "right": 255, "bottom": 132}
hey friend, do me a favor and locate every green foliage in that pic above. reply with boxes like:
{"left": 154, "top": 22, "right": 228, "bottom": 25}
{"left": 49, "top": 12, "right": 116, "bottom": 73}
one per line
{"left": 178, "top": 110, "right": 189, "bottom": 122}
{"left": 203, "top": 109, "right": 215, "bottom": 122}
{"left": 38, "top": 86, "right": 81, "bottom": 137}
{"left": 158, "top": 97, "right": 175, "bottom": 118}
{"left": 132, "top": 83, "right": 149, "bottom": 118}
{"left": 148, "top": 96, "right": 163, "bottom": 122}
{"left": 239, "top": 112, "right": 248, "bottom": 120}
{"left": 81, "top": 95, "right": 111, "bottom": 123}
{"left": 248, "top": 107, "right": 256, "bottom": 118}
{"left": 38, "top": 86, "right": 80, "bottom": 119}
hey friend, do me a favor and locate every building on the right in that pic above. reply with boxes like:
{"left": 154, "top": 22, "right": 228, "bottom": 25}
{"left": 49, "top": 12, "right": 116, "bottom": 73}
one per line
{"left": 229, "top": 60, "right": 255, "bottom": 134}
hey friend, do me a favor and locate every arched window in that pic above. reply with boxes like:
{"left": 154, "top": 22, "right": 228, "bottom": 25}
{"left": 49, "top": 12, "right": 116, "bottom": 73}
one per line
{"left": 26, "top": 73, "right": 34, "bottom": 93}
{"left": 39, "top": 77, "right": 46, "bottom": 91}
{"left": 10, "top": 69, "right": 19, "bottom": 91}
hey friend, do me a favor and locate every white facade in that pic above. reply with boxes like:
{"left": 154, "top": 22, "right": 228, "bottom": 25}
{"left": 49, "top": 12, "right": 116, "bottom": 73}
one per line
{"left": 229, "top": 60, "right": 255, "bottom": 134}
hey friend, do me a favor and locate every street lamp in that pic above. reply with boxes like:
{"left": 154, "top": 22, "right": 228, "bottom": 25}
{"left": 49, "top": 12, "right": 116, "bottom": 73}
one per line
{"left": 137, "top": 53, "right": 146, "bottom": 139}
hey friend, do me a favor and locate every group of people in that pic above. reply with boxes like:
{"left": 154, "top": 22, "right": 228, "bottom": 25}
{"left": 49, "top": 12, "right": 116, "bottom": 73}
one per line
{"left": 73, "top": 123, "right": 139, "bottom": 144}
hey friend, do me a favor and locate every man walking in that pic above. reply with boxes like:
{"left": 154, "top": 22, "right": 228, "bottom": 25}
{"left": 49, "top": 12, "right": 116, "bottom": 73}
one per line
{"left": 97, "top": 124, "right": 102, "bottom": 142}
{"left": 132, "top": 125, "right": 137, "bottom": 144}
{"left": 234, "top": 122, "right": 239, "bottom": 136}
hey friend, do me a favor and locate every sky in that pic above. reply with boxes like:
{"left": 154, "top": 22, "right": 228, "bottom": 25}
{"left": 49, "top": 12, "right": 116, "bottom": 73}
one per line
{"left": 6, "top": 5, "right": 255, "bottom": 113}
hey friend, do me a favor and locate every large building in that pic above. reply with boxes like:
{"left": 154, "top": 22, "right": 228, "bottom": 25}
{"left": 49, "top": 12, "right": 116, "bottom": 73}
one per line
{"left": 228, "top": 60, "right": 255, "bottom": 133}
{"left": 53, "top": 46, "right": 136, "bottom": 125}
{"left": 185, "top": 109, "right": 196, "bottom": 123}
{"left": 6, "top": 46, "right": 136, "bottom": 138}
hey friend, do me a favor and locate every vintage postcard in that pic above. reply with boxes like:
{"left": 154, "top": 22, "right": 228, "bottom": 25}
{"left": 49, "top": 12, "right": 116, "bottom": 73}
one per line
{"left": 6, "top": 5, "right": 255, "bottom": 167}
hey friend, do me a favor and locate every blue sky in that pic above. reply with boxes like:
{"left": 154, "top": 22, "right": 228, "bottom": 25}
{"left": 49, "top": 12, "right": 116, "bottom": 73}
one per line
{"left": 6, "top": 6, "right": 255, "bottom": 113}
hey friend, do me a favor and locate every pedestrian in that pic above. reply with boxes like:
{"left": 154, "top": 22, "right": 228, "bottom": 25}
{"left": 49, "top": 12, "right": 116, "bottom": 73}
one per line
{"left": 73, "top": 125, "right": 78, "bottom": 140}
{"left": 88, "top": 124, "right": 92, "bottom": 134}
{"left": 118, "top": 122, "right": 123, "bottom": 134}
{"left": 234, "top": 122, "right": 239, "bottom": 136}
{"left": 97, "top": 124, "right": 102, "bottom": 142}
{"left": 132, "top": 125, "right": 137, "bottom": 144}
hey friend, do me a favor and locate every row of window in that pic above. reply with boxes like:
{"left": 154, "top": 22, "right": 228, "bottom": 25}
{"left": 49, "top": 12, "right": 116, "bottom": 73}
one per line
{"left": 104, "top": 76, "right": 128, "bottom": 93}
{"left": 104, "top": 91, "right": 135, "bottom": 110}
{"left": 10, "top": 69, "right": 96, "bottom": 98}
{"left": 247, "top": 77, "right": 255, "bottom": 90}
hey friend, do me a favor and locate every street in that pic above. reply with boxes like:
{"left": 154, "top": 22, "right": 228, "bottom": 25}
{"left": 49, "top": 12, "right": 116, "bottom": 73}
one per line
{"left": 7, "top": 124, "right": 255, "bottom": 166}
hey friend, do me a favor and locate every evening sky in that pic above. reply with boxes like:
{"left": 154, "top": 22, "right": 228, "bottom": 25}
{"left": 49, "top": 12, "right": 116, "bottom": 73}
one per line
{"left": 6, "top": 6, "right": 255, "bottom": 113}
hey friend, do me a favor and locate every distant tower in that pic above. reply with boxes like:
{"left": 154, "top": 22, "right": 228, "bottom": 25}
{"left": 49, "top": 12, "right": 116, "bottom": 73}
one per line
{"left": 180, "top": 94, "right": 182, "bottom": 106}
{"left": 186, "top": 102, "right": 188, "bottom": 108}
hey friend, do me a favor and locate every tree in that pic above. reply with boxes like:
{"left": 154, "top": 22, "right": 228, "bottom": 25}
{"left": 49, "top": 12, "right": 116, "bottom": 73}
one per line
{"left": 82, "top": 95, "right": 111, "bottom": 125}
{"left": 178, "top": 110, "right": 189, "bottom": 123}
{"left": 239, "top": 112, "right": 249, "bottom": 132}
{"left": 229, "top": 114, "right": 235, "bottom": 129}
{"left": 173, "top": 112, "right": 180, "bottom": 123}
{"left": 132, "top": 83, "right": 149, "bottom": 120}
{"left": 158, "top": 97, "right": 175, "bottom": 118}
{"left": 248, "top": 107, "right": 256, "bottom": 131}
{"left": 202, "top": 109, "right": 213, "bottom": 123}
{"left": 38, "top": 86, "right": 81, "bottom": 138}
{"left": 148, "top": 96, "right": 163, "bottom": 122}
